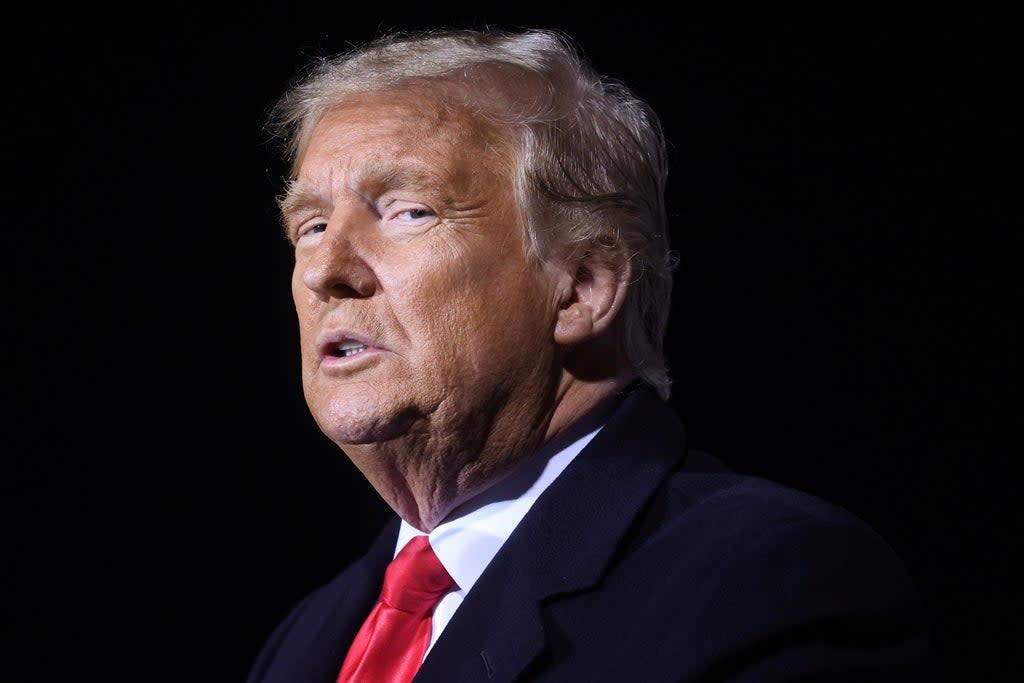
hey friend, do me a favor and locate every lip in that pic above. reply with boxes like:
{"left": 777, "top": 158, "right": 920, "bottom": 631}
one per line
{"left": 315, "top": 329, "right": 389, "bottom": 367}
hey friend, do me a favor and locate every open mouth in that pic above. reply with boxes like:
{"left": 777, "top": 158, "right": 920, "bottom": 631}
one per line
{"left": 330, "top": 341, "right": 370, "bottom": 358}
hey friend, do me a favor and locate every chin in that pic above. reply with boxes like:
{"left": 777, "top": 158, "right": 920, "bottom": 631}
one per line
{"left": 312, "top": 392, "right": 420, "bottom": 446}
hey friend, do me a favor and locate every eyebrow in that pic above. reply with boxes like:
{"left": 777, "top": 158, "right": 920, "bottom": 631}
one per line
{"left": 350, "top": 157, "right": 448, "bottom": 202}
{"left": 278, "top": 159, "right": 450, "bottom": 230}
{"left": 278, "top": 183, "right": 326, "bottom": 221}
{"left": 276, "top": 183, "right": 327, "bottom": 241}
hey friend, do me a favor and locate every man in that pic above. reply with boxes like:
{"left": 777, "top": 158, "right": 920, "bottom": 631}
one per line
{"left": 247, "top": 27, "right": 934, "bottom": 682}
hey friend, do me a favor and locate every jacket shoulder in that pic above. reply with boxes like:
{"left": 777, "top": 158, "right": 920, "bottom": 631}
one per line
{"left": 602, "top": 471, "right": 937, "bottom": 679}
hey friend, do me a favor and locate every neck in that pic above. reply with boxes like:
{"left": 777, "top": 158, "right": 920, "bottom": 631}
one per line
{"left": 342, "top": 373, "right": 633, "bottom": 532}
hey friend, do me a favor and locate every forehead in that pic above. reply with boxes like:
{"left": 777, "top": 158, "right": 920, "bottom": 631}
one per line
{"left": 296, "top": 88, "right": 515, "bottom": 189}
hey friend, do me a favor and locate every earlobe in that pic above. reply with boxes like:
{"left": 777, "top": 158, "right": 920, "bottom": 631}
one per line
{"left": 555, "top": 301, "right": 595, "bottom": 345}
{"left": 553, "top": 250, "right": 630, "bottom": 346}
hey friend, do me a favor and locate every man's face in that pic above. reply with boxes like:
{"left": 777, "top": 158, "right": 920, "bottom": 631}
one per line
{"left": 285, "top": 90, "right": 562, "bottom": 459}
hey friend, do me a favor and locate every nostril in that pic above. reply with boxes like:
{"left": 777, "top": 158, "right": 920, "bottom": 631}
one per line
{"left": 332, "top": 281, "right": 374, "bottom": 299}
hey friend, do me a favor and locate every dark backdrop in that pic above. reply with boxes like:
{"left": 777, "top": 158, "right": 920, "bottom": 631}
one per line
{"left": 7, "top": 9, "right": 1016, "bottom": 682}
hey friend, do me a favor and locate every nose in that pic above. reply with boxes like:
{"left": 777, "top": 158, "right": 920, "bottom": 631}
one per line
{"left": 299, "top": 212, "right": 378, "bottom": 301}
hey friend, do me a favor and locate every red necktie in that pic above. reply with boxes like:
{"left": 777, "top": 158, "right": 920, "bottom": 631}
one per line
{"left": 337, "top": 535, "right": 455, "bottom": 683}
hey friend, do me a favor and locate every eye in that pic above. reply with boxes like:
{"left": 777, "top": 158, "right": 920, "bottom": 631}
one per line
{"left": 384, "top": 201, "right": 435, "bottom": 225}
{"left": 396, "top": 208, "right": 433, "bottom": 221}
{"left": 293, "top": 220, "right": 327, "bottom": 244}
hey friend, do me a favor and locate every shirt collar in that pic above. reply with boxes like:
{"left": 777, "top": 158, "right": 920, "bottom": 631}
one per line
{"left": 395, "top": 418, "right": 605, "bottom": 596}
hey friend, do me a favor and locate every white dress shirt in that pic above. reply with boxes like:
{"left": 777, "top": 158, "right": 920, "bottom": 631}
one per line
{"left": 394, "top": 419, "right": 605, "bottom": 657}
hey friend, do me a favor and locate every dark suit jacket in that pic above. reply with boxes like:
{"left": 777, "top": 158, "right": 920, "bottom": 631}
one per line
{"left": 247, "top": 387, "right": 935, "bottom": 682}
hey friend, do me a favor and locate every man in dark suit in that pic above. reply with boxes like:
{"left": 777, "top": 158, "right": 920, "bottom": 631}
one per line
{"left": 247, "top": 27, "right": 935, "bottom": 682}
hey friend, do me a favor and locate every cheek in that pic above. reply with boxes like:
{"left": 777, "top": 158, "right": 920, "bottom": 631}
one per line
{"left": 291, "top": 271, "right": 314, "bottom": 322}
{"left": 383, "top": 236, "right": 554, "bottom": 362}
{"left": 387, "top": 251, "right": 468, "bottom": 325}
{"left": 435, "top": 273, "right": 552, "bottom": 363}
{"left": 291, "top": 277, "right": 322, "bottom": 364}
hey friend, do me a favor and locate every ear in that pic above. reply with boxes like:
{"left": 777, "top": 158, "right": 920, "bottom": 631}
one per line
{"left": 554, "top": 248, "right": 631, "bottom": 346}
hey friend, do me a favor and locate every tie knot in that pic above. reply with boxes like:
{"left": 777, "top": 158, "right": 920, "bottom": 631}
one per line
{"left": 380, "top": 535, "right": 454, "bottom": 613}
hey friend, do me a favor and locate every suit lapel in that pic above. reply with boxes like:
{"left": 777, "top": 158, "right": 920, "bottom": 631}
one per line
{"left": 415, "top": 388, "right": 688, "bottom": 682}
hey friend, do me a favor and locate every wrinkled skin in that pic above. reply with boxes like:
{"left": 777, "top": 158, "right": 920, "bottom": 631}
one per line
{"left": 284, "top": 88, "right": 629, "bottom": 530}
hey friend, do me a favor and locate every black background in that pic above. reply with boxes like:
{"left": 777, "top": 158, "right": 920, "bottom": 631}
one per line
{"left": 7, "top": 9, "right": 1017, "bottom": 682}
